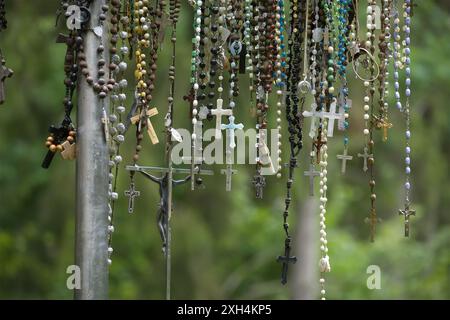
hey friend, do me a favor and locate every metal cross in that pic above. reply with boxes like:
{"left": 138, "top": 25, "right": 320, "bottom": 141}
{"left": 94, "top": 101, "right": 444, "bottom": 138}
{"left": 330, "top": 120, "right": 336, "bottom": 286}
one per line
{"left": 302, "top": 103, "right": 324, "bottom": 138}
{"left": 124, "top": 182, "right": 141, "bottom": 214}
{"left": 337, "top": 148, "right": 353, "bottom": 174}
{"left": 211, "top": 98, "right": 232, "bottom": 139}
{"left": 0, "top": 55, "right": 13, "bottom": 105}
{"left": 399, "top": 204, "right": 416, "bottom": 237}
{"left": 277, "top": 238, "right": 297, "bottom": 285}
{"left": 221, "top": 165, "right": 238, "bottom": 192}
{"left": 253, "top": 174, "right": 266, "bottom": 199}
{"left": 357, "top": 147, "right": 373, "bottom": 172}
{"left": 323, "top": 99, "right": 344, "bottom": 137}
{"left": 365, "top": 208, "right": 380, "bottom": 243}
{"left": 374, "top": 115, "right": 393, "bottom": 142}
{"left": 304, "top": 162, "right": 320, "bottom": 196}
{"left": 221, "top": 115, "right": 244, "bottom": 149}
{"left": 130, "top": 107, "right": 159, "bottom": 144}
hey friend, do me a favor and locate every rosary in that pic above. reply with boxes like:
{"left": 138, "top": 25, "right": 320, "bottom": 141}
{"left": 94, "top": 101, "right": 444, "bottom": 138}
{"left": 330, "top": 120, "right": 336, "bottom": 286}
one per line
{"left": 0, "top": 0, "right": 419, "bottom": 299}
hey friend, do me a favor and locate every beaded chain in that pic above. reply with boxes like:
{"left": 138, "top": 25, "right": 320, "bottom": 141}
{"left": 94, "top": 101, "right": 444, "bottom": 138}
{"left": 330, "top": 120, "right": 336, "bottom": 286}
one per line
{"left": 398, "top": 0, "right": 415, "bottom": 237}
{"left": 274, "top": 0, "right": 287, "bottom": 178}
{"left": 106, "top": 0, "right": 129, "bottom": 266}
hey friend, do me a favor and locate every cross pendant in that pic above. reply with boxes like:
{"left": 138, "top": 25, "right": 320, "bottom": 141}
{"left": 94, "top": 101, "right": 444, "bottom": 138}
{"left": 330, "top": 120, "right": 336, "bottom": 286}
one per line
{"left": 365, "top": 208, "right": 380, "bottom": 243}
{"left": 304, "top": 162, "right": 320, "bottom": 196}
{"left": 337, "top": 148, "right": 353, "bottom": 174}
{"left": 211, "top": 98, "right": 233, "bottom": 139}
{"left": 253, "top": 174, "right": 266, "bottom": 199}
{"left": 130, "top": 107, "right": 159, "bottom": 144}
{"left": 0, "top": 55, "right": 14, "bottom": 105}
{"left": 124, "top": 182, "right": 141, "bottom": 214}
{"left": 374, "top": 115, "right": 393, "bottom": 142}
{"left": 277, "top": 238, "right": 297, "bottom": 285}
{"left": 399, "top": 204, "right": 416, "bottom": 237}
{"left": 221, "top": 164, "right": 238, "bottom": 192}
{"left": 357, "top": 147, "right": 373, "bottom": 172}
{"left": 313, "top": 135, "right": 327, "bottom": 164}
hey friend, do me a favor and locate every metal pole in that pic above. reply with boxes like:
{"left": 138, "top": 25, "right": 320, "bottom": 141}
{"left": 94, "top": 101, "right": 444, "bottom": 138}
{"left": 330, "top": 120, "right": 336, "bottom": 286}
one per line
{"left": 75, "top": 0, "right": 109, "bottom": 300}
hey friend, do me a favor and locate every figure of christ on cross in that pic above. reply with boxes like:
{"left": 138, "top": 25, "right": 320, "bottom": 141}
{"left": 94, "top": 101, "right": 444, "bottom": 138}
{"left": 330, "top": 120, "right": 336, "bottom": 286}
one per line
{"left": 139, "top": 170, "right": 191, "bottom": 255}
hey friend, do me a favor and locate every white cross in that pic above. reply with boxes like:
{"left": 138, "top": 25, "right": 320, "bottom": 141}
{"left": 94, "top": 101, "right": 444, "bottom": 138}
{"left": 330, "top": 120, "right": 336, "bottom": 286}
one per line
{"left": 221, "top": 165, "right": 238, "bottom": 192}
{"left": 211, "top": 98, "right": 232, "bottom": 139}
{"left": 323, "top": 99, "right": 344, "bottom": 137}
{"left": 221, "top": 116, "right": 244, "bottom": 149}
{"left": 302, "top": 103, "right": 324, "bottom": 139}
{"left": 304, "top": 162, "right": 320, "bottom": 196}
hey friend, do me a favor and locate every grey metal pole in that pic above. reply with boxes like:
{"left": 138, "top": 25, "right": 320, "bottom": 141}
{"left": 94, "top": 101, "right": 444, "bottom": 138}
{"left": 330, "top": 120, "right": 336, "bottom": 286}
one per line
{"left": 74, "top": 0, "right": 109, "bottom": 300}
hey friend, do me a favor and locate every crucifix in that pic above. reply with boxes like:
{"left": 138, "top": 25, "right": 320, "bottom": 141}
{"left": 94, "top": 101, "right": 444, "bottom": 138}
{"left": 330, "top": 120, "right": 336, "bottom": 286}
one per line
{"left": 211, "top": 98, "right": 232, "bottom": 139}
{"left": 125, "top": 165, "right": 213, "bottom": 253}
{"left": 399, "top": 204, "right": 416, "bottom": 237}
{"left": 277, "top": 237, "right": 297, "bottom": 285}
{"left": 0, "top": 53, "right": 13, "bottom": 105}
{"left": 313, "top": 134, "right": 327, "bottom": 164}
{"left": 130, "top": 107, "right": 160, "bottom": 145}
{"left": 322, "top": 99, "right": 344, "bottom": 137}
{"left": 337, "top": 147, "right": 353, "bottom": 174}
{"left": 124, "top": 182, "right": 140, "bottom": 214}
{"left": 357, "top": 146, "right": 373, "bottom": 172}
{"left": 221, "top": 115, "right": 244, "bottom": 149}
{"left": 304, "top": 161, "right": 320, "bottom": 196}
{"left": 302, "top": 103, "right": 324, "bottom": 138}
{"left": 365, "top": 208, "right": 381, "bottom": 243}
{"left": 41, "top": 124, "right": 72, "bottom": 169}
{"left": 373, "top": 115, "right": 393, "bottom": 142}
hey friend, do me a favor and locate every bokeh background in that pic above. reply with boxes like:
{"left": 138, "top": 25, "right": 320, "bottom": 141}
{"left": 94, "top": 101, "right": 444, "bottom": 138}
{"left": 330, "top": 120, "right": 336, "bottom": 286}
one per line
{"left": 0, "top": 0, "right": 449, "bottom": 299}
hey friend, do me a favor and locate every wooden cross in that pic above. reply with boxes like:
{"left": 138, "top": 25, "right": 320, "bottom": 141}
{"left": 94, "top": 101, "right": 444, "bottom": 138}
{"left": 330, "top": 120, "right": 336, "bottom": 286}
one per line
{"left": 399, "top": 204, "right": 416, "bottom": 237}
{"left": 302, "top": 103, "right": 324, "bottom": 138}
{"left": 277, "top": 238, "right": 297, "bottom": 285}
{"left": 313, "top": 135, "right": 327, "bottom": 164}
{"left": 0, "top": 56, "right": 13, "bottom": 105}
{"left": 221, "top": 115, "right": 244, "bottom": 149}
{"left": 323, "top": 100, "right": 344, "bottom": 137}
{"left": 41, "top": 125, "right": 71, "bottom": 169}
{"left": 221, "top": 165, "right": 238, "bottom": 192}
{"left": 374, "top": 115, "right": 393, "bottom": 142}
{"left": 357, "top": 147, "right": 373, "bottom": 172}
{"left": 337, "top": 148, "right": 353, "bottom": 174}
{"left": 124, "top": 182, "right": 141, "bottom": 214}
{"left": 304, "top": 162, "right": 320, "bottom": 196}
{"left": 130, "top": 107, "right": 159, "bottom": 144}
{"left": 60, "top": 140, "right": 76, "bottom": 160}
{"left": 211, "top": 98, "right": 232, "bottom": 139}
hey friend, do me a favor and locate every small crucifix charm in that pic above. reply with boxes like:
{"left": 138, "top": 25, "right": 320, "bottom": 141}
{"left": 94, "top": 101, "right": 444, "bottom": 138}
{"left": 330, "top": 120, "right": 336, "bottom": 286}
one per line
{"left": 313, "top": 135, "right": 327, "bottom": 164}
{"left": 337, "top": 147, "right": 353, "bottom": 174}
{"left": 211, "top": 98, "right": 232, "bottom": 139}
{"left": 0, "top": 55, "right": 14, "bottom": 105}
{"left": 124, "top": 182, "right": 141, "bottom": 214}
{"left": 253, "top": 174, "right": 266, "bottom": 199}
{"left": 399, "top": 204, "right": 416, "bottom": 237}
{"left": 374, "top": 115, "right": 393, "bottom": 142}
{"left": 277, "top": 237, "right": 297, "bottom": 285}
{"left": 365, "top": 208, "right": 381, "bottom": 243}
{"left": 304, "top": 162, "right": 320, "bottom": 196}
{"left": 357, "top": 147, "right": 373, "bottom": 172}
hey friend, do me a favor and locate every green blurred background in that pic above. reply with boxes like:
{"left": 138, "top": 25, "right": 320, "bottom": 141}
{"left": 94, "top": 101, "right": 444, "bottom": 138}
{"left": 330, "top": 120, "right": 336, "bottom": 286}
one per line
{"left": 0, "top": 0, "right": 449, "bottom": 299}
